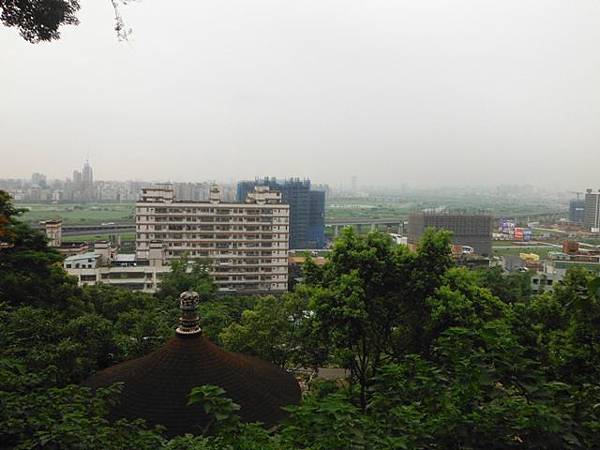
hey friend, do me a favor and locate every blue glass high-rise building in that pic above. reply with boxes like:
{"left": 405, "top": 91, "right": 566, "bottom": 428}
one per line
{"left": 237, "top": 178, "right": 326, "bottom": 249}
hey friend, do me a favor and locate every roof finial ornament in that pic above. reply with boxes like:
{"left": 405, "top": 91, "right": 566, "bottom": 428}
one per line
{"left": 176, "top": 290, "right": 201, "bottom": 336}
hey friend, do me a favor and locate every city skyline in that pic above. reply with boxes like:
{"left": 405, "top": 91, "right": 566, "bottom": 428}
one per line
{"left": 3, "top": 163, "right": 595, "bottom": 195}
{"left": 2, "top": 1, "right": 600, "bottom": 189}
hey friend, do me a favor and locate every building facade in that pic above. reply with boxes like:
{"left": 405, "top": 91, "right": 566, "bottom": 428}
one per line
{"left": 40, "top": 219, "right": 63, "bottom": 247}
{"left": 64, "top": 241, "right": 170, "bottom": 292}
{"left": 408, "top": 212, "right": 493, "bottom": 256}
{"left": 569, "top": 199, "right": 585, "bottom": 224}
{"left": 136, "top": 184, "right": 289, "bottom": 293}
{"left": 584, "top": 189, "right": 600, "bottom": 231}
{"left": 237, "top": 177, "right": 326, "bottom": 249}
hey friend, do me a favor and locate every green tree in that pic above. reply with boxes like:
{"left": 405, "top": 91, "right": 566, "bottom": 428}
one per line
{"left": 475, "top": 266, "right": 532, "bottom": 304}
{"left": 0, "top": 191, "right": 79, "bottom": 308}
{"left": 156, "top": 255, "right": 215, "bottom": 301}
{"left": 219, "top": 291, "right": 325, "bottom": 369}
{"left": 306, "top": 228, "right": 453, "bottom": 409}
{"left": 0, "top": 384, "right": 165, "bottom": 449}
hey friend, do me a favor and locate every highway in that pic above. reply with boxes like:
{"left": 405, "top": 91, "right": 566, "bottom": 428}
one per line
{"left": 55, "top": 224, "right": 135, "bottom": 236}
{"left": 51, "top": 212, "right": 567, "bottom": 236}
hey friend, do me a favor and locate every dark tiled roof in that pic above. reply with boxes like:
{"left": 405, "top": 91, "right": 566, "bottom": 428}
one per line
{"left": 84, "top": 334, "right": 301, "bottom": 437}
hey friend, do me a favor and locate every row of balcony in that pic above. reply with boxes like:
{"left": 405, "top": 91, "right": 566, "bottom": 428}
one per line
{"left": 142, "top": 218, "right": 289, "bottom": 225}
{"left": 137, "top": 210, "right": 289, "bottom": 217}
{"left": 137, "top": 235, "right": 286, "bottom": 242}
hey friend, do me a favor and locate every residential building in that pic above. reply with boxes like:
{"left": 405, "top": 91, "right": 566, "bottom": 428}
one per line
{"left": 408, "top": 212, "right": 493, "bottom": 256}
{"left": 237, "top": 177, "right": 326, "bottom": 249}
{"left": 584, "top": 189, "right": 600, "bottom": 231}
{"left": 530, "top": 272, "right": 560, "bottom": 294}
{"left": 40, "top": 219, "right": 62, "bottom": 247}
{"left": 136, "top": 184, "right": 289, "bottom": 293}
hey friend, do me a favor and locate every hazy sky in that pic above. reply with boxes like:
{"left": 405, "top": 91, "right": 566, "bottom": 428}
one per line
{"left": 1, "top": 0, "right": 599, "bottom": 188}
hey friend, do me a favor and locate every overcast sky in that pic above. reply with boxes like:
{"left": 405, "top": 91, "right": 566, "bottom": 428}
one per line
{"left": 1, "top": 0, "right": 599, "bottom": 189}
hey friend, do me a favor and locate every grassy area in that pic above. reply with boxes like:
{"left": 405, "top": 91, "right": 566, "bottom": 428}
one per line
{"left": 493, "top": 246, "right": 555, "bottom": 259}
{"left": 325, "top": 192, "right": 566, "bottom": 223}
{"left": 327, "top": 200, "right": 414, "bottom": 220}
{"left": 492, "top": 240, "right": 516, "bottom": 246}
{"left": 579, "top": 238, "right": 600, "bottom": 246}
{"left": 17, "top": 202, "right": 135, "bottom": 226}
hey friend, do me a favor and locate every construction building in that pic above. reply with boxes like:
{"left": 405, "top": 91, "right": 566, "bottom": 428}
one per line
{"left": 135, "top": 184, "right": 289, "bottom": 293}
{"left": 237, "top": 178, "right": 326, "bottom": 249}
{"left": 408, "top": 212, "right": 493, "bottom": 256}
{"left": 569, "top": 199, "right": 585, "bottom": 224}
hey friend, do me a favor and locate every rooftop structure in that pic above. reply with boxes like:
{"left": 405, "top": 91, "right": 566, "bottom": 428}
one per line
{"left": 83, "top": 291, "right": 301, "bottom": 437}
{"left": 64, "top": 251, "right": 99, "bottom": 269}
{"left": 64, "top": 241, "right": 169, "bottom": 292}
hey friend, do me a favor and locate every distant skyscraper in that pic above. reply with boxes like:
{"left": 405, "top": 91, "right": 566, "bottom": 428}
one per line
{"left": 584, "top": 189, "right": 600, "bottom": 231}
{"left": 82, "top": 160, "right": 94, "bottom": 200}
{"left": 31, "top": 172, "right": 47, "bottom": 188}
{"left": 72, "top": 170, "right": 83, "bottom": 199}
{"left": 73, "top": 170, "right": 82, "bottom": 186}
{"left": 237, "top": 178, "right": 326, "bottom": 249}
{"left": 351, "top": 175, "right": 357, "bottom": 193}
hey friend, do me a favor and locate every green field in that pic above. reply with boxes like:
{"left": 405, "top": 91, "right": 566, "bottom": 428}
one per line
{"left": 327, "top": 200, "right": 415, "bottom": 220}
{"left": 325, "top": 192, "right": 566, "bottom": 224}
{"left": 17, "top": 202, "right": 135, "bottom": 225}
{"left": 492, "top": 246, "right": 556, "bottom": 259}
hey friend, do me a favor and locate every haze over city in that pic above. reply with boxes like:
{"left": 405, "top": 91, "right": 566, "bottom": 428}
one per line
{"left": 2, "top": 0, "right": 600, "bottom": 188}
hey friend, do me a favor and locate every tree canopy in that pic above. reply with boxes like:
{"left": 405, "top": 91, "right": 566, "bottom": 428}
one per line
{"left": 2, "top": 190, "right": 600, "bottom": 449}
{"left": 0, "top": 0, "right": 131, "bottom": 42}
{"left": 0, "top": 0, "right": 80, "bottom": 42}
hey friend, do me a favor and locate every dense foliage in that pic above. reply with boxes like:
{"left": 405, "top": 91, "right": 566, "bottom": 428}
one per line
{"left": 0, "top": 0, "right": 80, "bottom": 42}
{"left": 1, "top": 190, "right": 600, "bottom": 449}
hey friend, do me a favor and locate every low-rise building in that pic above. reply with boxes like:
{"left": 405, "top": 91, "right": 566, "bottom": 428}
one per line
{"left": 529, "top": 247, "right": 600, "bottom": 293}
{"left": 64, "top": 241, "right": 170, "bottom": 292}
{"left": 530, "top": 271, "right": 560, "bottom": 294}
{"left": 40, "top": 219, "right": 63, "bottom": 247}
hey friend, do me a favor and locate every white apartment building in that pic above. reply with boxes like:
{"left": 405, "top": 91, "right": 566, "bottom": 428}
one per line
{"left": 135, "top": 184, "right": 289, "bottom": 293}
